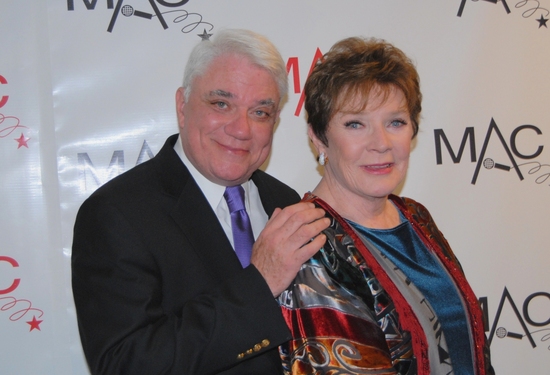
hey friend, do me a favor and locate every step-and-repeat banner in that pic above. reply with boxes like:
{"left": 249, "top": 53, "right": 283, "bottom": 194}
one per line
{"left": 1, "top": 1, "right": 549, "bottom": 373}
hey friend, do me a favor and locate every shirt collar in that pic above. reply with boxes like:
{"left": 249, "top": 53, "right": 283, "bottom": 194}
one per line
{"left": 174, "top": 135, "right": 252, "bottom": 210}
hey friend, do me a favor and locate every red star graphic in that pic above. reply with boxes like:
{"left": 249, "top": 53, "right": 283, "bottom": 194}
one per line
{"left": 27, "top": 316, "right": 43, "bottom": 331}
{"left": 15, "top": 133, "right": 29, "bottom": 148}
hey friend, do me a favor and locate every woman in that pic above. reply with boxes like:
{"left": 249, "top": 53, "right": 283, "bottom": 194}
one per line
{"left": 278, "top": 37, "right": 494, "bottom": 375}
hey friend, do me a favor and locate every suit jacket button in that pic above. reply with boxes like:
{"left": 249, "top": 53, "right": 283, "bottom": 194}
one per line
{"left": 254, "top": 343, "right": 262, "bottom": 352}
{"left": 237, "top": 353, "right": 244, "bottom": 360}
{"left": 261, "top": 339, "right": 270, "bottom": 347}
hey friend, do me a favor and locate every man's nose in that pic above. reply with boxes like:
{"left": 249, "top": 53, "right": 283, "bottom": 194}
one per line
{"left": 226, "top": 110, "right": 252, "bottom": 139}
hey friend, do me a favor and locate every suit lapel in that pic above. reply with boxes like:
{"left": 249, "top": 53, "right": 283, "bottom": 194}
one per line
{"left": 171, "top": 179, "right": 244, "bottom": 280}
{"left": 154, "top": 135, "right": 243, "bottom": 282}
{"left": 153, "top": 136, "right": 299, "bottom": 282}
{"left": 252, "top": 170, "right": 301, "bottom": 218}
{"left": 252, "top": 171, "right": 278, "bottom": 218}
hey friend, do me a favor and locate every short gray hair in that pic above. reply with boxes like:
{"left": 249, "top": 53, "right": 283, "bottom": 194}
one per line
{"left": 182, "top": 29, "right": 288, "bottom": 103}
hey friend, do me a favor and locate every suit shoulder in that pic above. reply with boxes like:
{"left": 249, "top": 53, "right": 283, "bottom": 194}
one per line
{"left": 253, "top": 170, "right": 294, "bottom": 190}
{"left": 84, "top": 134, "right": 181, "bottom": 202}
{"left": 87, "top": 159, "right": 157, "bottom": 201}
{"left": 252, "top": 170, "right": 300, "bottom": 207}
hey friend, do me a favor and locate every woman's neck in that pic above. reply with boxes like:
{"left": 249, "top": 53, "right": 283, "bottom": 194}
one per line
{"left": 311, "top": 180, "right": 400, "bottom": 229}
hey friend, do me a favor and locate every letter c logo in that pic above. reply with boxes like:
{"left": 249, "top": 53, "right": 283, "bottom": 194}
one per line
{"left": 523, "top": 292, "right": 550, "bottom": 327}
{"left": 0, "top": 75, "right": 8, "bottom": 108}
{"left": 510, "top": 125, "right": 543, "bottom": 159}
{"left": 0, "top": 256, "right": 20, "bottom": 295}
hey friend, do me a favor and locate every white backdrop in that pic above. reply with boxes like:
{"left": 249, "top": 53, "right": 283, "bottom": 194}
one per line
{"left": 1, "top": 1, "right": 549, "bottom": 373}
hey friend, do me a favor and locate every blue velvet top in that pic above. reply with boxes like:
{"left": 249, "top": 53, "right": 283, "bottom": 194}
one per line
{"left": 351, "top": 214, "right": 474, "bottom": 375}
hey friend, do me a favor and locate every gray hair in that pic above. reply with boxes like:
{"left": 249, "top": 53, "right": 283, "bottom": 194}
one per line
{"left": 182, "top": 29, "right": 288, "bottom": 103}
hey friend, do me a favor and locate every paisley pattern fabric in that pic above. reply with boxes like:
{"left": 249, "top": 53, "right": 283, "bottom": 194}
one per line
{"left": 278, "top": 194, "right": 494, "bottom": 375}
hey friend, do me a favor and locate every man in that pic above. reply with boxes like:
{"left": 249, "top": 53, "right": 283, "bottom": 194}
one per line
{"left": 71, "top": 29, "right": 329, "bottom": 374}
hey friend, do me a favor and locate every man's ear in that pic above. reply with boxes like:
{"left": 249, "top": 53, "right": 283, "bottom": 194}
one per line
{"left": 307, "top": 125, "right": 326, "bottom": 155}
{"left": 274, "top": 109, "right": 281, "bottom": 128}
{"left": 175, "top": 87, "right": 186, "bottom": 130}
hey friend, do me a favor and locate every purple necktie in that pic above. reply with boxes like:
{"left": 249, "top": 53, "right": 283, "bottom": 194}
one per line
{"left": 224, "top": 186, "right": 254, "bottom": 267}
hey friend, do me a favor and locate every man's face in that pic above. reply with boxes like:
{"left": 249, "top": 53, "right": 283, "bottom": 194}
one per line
{"left": 176, "top": 54, "right": 281, "bottom": 186}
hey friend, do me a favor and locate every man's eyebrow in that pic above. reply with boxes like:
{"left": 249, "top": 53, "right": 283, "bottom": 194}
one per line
{"left": 207, "top": 91, "right": 276, "bottom": 107}
{"left": 208, "top": 90, "right": 233, "bottom": 98}
{"left": 258, "top": 99, "right": 276, "bottom": 106}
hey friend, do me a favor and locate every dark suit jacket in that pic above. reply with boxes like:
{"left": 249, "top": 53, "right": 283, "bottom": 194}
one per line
{"left": 72, "top": 134, "right": 300, "bottom": 374}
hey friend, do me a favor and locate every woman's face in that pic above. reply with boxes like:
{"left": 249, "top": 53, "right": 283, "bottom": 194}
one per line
{"left": 310, "top": 87, "right": 414, "bottom": 202}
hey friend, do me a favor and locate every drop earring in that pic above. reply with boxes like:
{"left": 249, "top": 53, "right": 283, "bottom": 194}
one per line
{"left": 318, "top": 152, "right": 327, "bottom": 166}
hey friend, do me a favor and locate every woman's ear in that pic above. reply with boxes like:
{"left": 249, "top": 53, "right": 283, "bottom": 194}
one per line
{"left": 307, "top": 125, "right": 326, "bottom": 154}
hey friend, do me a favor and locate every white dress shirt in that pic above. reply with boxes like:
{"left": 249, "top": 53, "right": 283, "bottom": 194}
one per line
{"left": 174, "top": 136, "right": 269, "bottom": 250}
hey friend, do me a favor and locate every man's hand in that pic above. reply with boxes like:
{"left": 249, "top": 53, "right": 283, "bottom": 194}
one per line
{"left": 250, "top": 202, "right": 330, "bottom": 297}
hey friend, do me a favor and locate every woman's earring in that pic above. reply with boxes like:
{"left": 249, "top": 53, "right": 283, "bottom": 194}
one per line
{"left": 319, "top": 152, "right": 327, "bottom": 166}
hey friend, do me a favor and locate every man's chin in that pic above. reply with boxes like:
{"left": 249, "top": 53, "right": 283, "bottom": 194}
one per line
{"left": 210, "top": 168, "right": 254, "bottom": 186}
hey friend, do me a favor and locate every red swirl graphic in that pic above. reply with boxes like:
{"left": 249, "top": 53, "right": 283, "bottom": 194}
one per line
{"left": 0, "top": 297, "right": 44, "bottom": 322}
{"left": 0, "top": 113, "right": 27, "bottom": 138}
